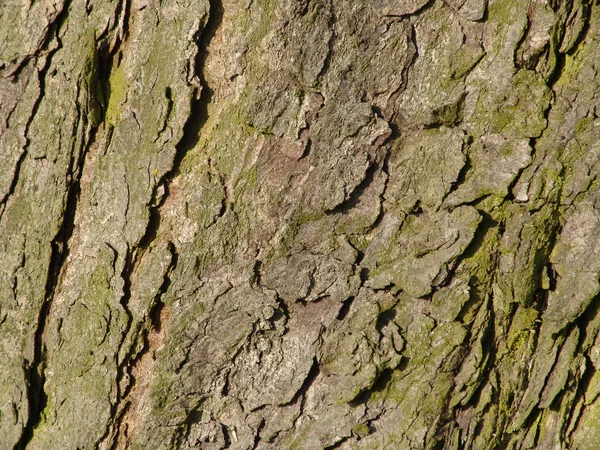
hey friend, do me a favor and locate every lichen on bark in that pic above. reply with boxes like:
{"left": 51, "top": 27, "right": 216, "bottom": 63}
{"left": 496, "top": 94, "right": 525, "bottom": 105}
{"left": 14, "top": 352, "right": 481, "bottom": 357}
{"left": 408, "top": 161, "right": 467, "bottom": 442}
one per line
{"left": 2, "top": 0, "right": 600, "bottom": 449}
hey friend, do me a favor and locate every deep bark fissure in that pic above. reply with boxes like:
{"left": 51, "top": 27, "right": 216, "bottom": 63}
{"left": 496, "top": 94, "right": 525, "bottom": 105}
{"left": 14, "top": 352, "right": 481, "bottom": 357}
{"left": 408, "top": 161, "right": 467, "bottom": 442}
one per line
{"left": 0, "top": 27, "right": 67, "bottom": 221}
{"left": 108, "top": 244, "right": 178, "bottom": 449}
{"left": 315, "top": 0, "right": 336, "bottom": 86}
{"left": 12, "top": 3, "right": 108, "bottom": 448}
{"left": 6, "top": 0, "right": 71, "bottom": 80}
{"left": 19, "top": 86, "right": 102, "bottom": 450}
{"left": 5, "top": 0, "right": 600, "bottom": 447}
{"left": 106, "top": 0, "right": 224, "bottom": 444}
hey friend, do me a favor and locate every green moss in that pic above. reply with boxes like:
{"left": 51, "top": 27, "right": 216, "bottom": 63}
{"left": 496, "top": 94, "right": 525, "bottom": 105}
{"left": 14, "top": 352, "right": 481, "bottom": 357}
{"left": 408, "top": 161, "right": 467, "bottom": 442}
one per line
{"left": 430, "top": 97, "right": 464, "bottom": 127}
{"left": 80, "top": 33, "right": 105, "bottom": 126}
{"left": 421, "top": 371, "right": 455, "bottom": 415}
{"left": 461, "top": 213, "right": 502, "bottom": 290}
{"left": 235, "top": 165, "right": 259, "bottom": 194}
{"left": 575, "top": 116, "right": 595, "bottom": 136}
{"left": 368, "top": 369, "right": 404, "bottom": 404}
{"left": 105, "top": 66, "right": 128, "bottom": 126}
{"left": 572, "top": 400, "right": 600, "bottom": 449}
{"left": 507, "top": 306, "right": 539, "bottom": 351}
{"left": 489, "top": 111, "right": 512, "bottom": 134}
{"left": 487, "top": 0, "right": 524, "bottom": 40}
{"left": 451, "top": 45, "right": 484, "bottom": 80}
{"left": 512, "top": 204, "right": 561, "bottom": 307}
{"left": 352, "top": 423, "right": 370, "bottom": 437}
{"left": 471, "top": 69, "right": 551, "bottom": 139}
{"left": 556, "top": 47, "right": 585, "bottom": 87}
{"left": 347, "top": 234, "right": 370, "bottom": 254}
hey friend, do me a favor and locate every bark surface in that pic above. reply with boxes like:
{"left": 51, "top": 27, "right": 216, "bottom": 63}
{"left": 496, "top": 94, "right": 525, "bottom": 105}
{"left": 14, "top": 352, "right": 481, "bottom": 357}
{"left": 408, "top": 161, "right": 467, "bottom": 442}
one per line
{"left": 1, "top": 0, "right": 600, "bottom": 448}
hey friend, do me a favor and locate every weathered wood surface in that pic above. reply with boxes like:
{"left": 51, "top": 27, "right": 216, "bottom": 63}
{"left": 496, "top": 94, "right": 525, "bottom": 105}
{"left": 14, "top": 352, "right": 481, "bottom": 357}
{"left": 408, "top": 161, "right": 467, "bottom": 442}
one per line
{"left": 1, "top": 0, "right": 600, "bottom": 448}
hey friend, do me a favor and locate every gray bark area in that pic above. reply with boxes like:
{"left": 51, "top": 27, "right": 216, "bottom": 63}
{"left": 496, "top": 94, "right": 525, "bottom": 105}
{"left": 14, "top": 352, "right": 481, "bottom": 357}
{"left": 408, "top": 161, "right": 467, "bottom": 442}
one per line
{"left": 1, "top": 0, "right": 600, "bottom": 448}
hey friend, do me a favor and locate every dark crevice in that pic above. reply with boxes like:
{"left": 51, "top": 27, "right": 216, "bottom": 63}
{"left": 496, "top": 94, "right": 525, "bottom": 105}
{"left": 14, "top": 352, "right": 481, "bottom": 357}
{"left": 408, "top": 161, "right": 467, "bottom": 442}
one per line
{"left": 297, "top": 92, "right": 324, "bottom": 160}
{"left": 98, "top": 238, "right": 135, "bottom": 446}
{"left": 154, "top": 87, "right": 174, "bottom": 141}
{"left": 376, "top": 308, "right": 397, "bottom": 332}
{"left": 136, "top": 0, "right": 223, "bottom": 253}
{"left": 298, "top": 133, "right": 313, "bottom": 160}
{"left": 0, "top": 12, "right": 70, "bottom": 222}
{"left": 110, "top": 243, "right": 177, "bottom": 449}
{"left": 359, "top": 266, "right": 369, "bottom": 284}
{"left": 300, "top": 268, "right": 317, "bottom": 303}
{"left": 509, "top": 327, "right": 573, "bottom": 434}
{"left": 252, "top": 258, "right": 263, "bottom": 287}
{"left": 118, "top": 246, "right": 135, "bottom": 311}
{"left": 325, "top": 160, "right": 381, "bottom": 216}
{"left": 18, "top": 105, "right": 88, "bottom": 442}
{"left": 466, "top": 211, "right": 499, "bottom": 257}
{"left": 108, "top": 0, "right": 132, "bottom": 56}
{"left": 546, "top": 263, "right": 558, "bottom": 291}
{"left": 455, "top": 277, "right": 485, "bottom": 325}
{"left": 6, "top": 0, "right": 71, "bottom": 81}
{"left": 336, "top": 296, "right": 355, "bottom": 321}
{"left": 323, "top": 435, "right": 352, "bottom": 449}
{"left": 250, "top": 419, "right": 266, "bottom": 450}
{"left": 18, "top": 4, "right": 131, "bottom": 446}
{"left": 107, "top": 405, "right": 130, "bottom": 450}
{"left": 367, "top": 146, "right": 393, "bottom": 231}
{"left": 173, "top": 0, "right": 224, "bottom": 157}
{"left": 180, "top": 403, "right": 210, "bottom": 449}
{"left": 348, "top": 368, "right": 394, "bottom": 407}
{"left": 512, "top": 406, "right": 543, "bottom": 444}
{"left": 282, "top": 358, "right": 320, "bottom": 408}
{"left": 206, "top": 156, "right": 229, "bottom": 222}
{"left": 450, "top": 210, "right": 498, "bottom": 283}
{"left": 106, "top": 1, "right": 223, "bottom": 444}
{"left": 221, "top": 369, "right": 231, "bottom": 396}
{"left": 384, "top": 0, "right": 435, "bottom": 18}
{"left": 272, "top": 293, "right": 291, "bottom": 330}
{"left": 546, "top": 0, "right": 591, "bottom": 88}
{"left": 442, "top": 151, "right": 472, "bottom": 206}
{"left": 560, "top": 291, "right": 600, "bottom": 353}
{"left": 14, "top": 4, "right": 102, "bottom": 449}
{"left": 315, "top": 0, "right": 336, "bottom": 86}
{"left": 117, "top": 0, "right": 221, "bottom": 339}
{"left": 409, "top": 200, "right": 423, "bottom": 217}
{"left": 222, "top": 423, "right": 232, "bottom": 448}
{"left": 386, "top": 24, "right": 419, "bottom": 125}
{"left": 530, "top": 214, "right": 562, "bottom": 314}
{"left": 513, "top": 14, "right": 532, "bottom": 70}
{"left": 562, "top": 1, "right": 592, "bottom": 55}
{"left": 452, "top": 298, "right": 496, "bottom": 414}
{"left": 548, "top": 373, "right": 573, "bottom": 413}
{"left": 565, "top": 355, "right": 593, "bottom": 445}
{"left": 424, "top": 93, "right": 467, "bottom": 129}
{"left": 363, "top": 407, "right": 387, "bottom": 439}
{"left": 0, "top": 150, "right": 26, "bottom": 223}
{"left": 151, "top": 244, "right": 178, "bottom": 327}
{"left": 505, "top": 142, "right": 536, "bottom": 203}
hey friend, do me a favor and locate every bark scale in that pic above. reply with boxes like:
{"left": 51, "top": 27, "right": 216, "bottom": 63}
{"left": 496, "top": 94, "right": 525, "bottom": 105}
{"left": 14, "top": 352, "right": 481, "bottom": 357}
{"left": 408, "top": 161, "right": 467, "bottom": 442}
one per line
{"left": 1, "top": 0, "right": 599, "bottom": 448}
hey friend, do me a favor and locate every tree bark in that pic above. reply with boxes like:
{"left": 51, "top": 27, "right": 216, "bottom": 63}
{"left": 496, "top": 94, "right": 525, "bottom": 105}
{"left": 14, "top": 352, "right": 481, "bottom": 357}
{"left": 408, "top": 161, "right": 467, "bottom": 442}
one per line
{"left": 1, "top": 0, "right": 599, "bottom": 448}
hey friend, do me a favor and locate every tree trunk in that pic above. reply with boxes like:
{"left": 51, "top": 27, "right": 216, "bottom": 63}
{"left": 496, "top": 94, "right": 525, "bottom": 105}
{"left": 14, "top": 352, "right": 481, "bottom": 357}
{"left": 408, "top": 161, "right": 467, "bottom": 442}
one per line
{"left": 1, "top": 0, "right": 599, "bottom": 448}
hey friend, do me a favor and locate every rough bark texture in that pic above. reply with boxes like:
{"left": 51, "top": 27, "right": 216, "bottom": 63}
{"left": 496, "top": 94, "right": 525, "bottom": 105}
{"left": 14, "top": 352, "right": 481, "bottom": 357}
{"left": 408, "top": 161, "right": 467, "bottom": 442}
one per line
{"left": 1, "top": 0, "right": 600, "bottom": 448}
